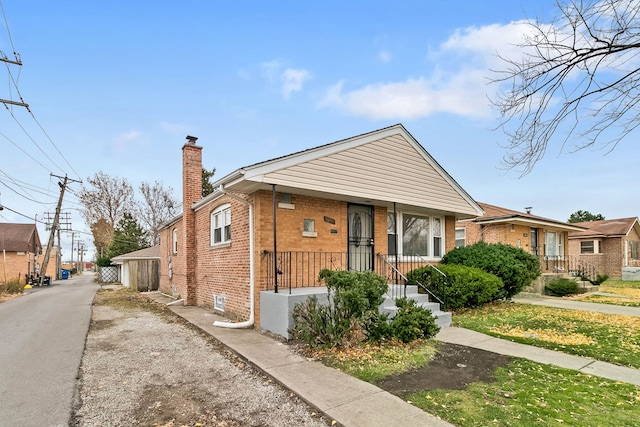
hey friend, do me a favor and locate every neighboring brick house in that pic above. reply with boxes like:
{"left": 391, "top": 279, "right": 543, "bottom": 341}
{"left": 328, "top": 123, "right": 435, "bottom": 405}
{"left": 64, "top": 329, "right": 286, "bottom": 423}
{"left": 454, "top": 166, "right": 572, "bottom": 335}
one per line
{"left": 0, "top": 223, "right": 42, "bottom": 283}
{"left": 568, "top": 217, "right": 640, "bottom": 279}
{"left": 456, "top": 203, "right": 586, "bottom": 273}
{"left": 159, "top": 124, "right": 483, "bottom": 334}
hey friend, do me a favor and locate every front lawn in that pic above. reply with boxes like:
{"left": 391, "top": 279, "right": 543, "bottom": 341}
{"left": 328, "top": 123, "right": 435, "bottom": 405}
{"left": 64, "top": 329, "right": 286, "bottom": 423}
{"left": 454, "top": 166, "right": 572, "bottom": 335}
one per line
{"left": 577, "top": 280, "right": 640, "bottom": 307}
{"left": 409, "top": 359, "right": 640, "bottom": 427}
{"left": 452, "top": 302, "right": 640, "bottom": 368}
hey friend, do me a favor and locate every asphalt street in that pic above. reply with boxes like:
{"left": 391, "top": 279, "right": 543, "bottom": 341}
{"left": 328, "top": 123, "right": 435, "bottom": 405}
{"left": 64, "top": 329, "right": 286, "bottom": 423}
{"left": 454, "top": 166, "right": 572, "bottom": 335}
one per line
{"left": 0, "top": 272, "right": 99, "bottom": 427}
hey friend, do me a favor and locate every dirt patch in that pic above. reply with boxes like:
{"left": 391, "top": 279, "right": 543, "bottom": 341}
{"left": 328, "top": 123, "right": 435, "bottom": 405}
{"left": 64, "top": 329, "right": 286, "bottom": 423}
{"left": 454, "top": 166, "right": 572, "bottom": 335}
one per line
{"left": 376, "top": 342, "right": 513, "bottom": 397}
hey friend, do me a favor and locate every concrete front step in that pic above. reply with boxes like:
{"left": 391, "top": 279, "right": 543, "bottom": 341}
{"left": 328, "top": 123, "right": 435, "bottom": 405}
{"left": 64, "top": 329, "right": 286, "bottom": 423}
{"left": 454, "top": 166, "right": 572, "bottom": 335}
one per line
{"left": 382, "top": 284, "right": 452, "bottom": 328}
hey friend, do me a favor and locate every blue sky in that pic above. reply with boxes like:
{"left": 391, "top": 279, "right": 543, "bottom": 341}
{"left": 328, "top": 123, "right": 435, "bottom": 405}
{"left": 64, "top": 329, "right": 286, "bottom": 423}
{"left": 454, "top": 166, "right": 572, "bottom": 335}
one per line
{"left": 0, "top": 1, "right": 636, "bottom": 259}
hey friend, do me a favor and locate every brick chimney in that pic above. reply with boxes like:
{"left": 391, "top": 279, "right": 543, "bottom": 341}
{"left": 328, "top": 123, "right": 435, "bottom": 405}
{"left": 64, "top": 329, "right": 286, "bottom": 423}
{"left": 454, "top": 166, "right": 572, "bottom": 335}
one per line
{"left": 182, "top": 135, "right": 202, "bottom": 305}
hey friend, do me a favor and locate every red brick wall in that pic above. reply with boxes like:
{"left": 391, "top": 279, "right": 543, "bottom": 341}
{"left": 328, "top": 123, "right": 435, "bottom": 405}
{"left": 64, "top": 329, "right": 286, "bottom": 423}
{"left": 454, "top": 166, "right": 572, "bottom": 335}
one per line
{"left": 194, "top": 194, "right": 252, "bottom": 322}
{"left": 182, "top": 142, "right": 202, "bottom": 305}
{"left": 1, "top": 251, "right": 38, "bottom": 283}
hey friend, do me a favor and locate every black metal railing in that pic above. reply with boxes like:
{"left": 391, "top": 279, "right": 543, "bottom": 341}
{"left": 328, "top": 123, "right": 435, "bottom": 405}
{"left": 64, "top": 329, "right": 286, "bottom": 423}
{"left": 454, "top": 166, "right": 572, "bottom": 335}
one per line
{"left": 375, "top": 253, "right": 446, "bottom": 308}
{"left": 264, "top": 251, "right": 348, "bottom": 293}
{"left": 262, "top": 250, "right": 448, "bottom": 306}
{"left": 538, "top": 255, "right": 599, "bottom": 282}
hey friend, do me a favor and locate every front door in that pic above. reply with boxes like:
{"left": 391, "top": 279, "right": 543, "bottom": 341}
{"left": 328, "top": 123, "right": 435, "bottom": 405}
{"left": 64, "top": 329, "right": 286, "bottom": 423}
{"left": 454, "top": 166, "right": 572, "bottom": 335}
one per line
{"left": 530, "top": 228, "right": 539, "bottom": 255}
{"left": 348, "top": 204, "right": 374, "bottom": 271}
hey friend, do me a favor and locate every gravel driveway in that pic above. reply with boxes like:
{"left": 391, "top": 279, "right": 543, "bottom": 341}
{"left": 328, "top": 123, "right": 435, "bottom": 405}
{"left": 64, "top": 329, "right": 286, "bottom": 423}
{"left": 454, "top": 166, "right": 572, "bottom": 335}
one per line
{"left": 71, "top": 289, "right": 332, "bottom": 426}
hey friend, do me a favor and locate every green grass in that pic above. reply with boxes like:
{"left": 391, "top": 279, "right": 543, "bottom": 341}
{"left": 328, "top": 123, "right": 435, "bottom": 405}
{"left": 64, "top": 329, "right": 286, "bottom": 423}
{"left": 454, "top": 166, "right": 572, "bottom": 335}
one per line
{"left": 452, "top": 302, "right": 640, "bottom": 368}
{"left": 408, "top": 359, "right": 640, "bottom": 427}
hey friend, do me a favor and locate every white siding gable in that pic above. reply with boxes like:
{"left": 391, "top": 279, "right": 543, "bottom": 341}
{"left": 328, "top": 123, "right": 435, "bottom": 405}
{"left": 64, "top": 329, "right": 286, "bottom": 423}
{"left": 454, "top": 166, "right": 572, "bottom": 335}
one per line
{"left": 257, "top": 131, "right": 478, "bottom": 216}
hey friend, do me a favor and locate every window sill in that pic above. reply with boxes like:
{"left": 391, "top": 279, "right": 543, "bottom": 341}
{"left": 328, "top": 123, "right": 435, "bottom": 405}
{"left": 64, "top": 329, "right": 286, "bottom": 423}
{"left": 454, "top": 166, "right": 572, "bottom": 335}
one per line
{"left": 211, "top": 241, "right": 231, "bottom": 249}
{"left": 302, "top": 231, "right": 317, "bottom": 238}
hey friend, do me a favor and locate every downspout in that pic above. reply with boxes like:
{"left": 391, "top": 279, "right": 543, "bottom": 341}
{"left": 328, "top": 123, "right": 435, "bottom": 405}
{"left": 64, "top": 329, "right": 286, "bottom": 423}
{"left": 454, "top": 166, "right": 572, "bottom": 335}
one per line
{"left": 213, "top": 185, "right": 255, "bottom": 328}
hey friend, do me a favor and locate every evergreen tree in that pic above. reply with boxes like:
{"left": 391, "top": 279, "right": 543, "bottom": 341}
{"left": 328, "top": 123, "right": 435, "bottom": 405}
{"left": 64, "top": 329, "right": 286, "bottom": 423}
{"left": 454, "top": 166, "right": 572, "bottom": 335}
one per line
{"left": 106, "top": 213, "right": 150, "bottom": 258}
{"left": 568, "top": 210, "right": 605, "bottom": 223}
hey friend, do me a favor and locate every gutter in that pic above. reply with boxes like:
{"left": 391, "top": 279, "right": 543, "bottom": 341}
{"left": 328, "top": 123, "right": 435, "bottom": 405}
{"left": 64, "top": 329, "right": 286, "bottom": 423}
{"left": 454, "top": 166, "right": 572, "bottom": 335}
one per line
{"left": 213, "top": 185, "right": 255, "bottom": 329}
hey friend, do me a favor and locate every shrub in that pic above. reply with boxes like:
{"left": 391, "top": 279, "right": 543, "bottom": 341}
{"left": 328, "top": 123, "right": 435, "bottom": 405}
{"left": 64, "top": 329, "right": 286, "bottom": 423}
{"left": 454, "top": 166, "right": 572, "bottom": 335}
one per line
{"left": 407, "top": 264, "right": 503, "bottom": 309}
{"left": 289, "top": 295, "right": 349, "bottom": 348}
{"left": 592, "top": 274, "right": 609, "bottom": 286}
{"left": 442, "top": 242, "right": 540, "bottom": 299}
{"left": 1, "top": 278, "right": 24, "bottom": 294}
{"left": 289, "top": 269, "right": 388, "bottom": 348}
{"left": 545, "top": 278, "right": 580, "bottom": 296}
{"left": 389, "top": 298, "right": 440, "bottom": 343}
{"left": 96, "top": 256, "right": 112, "bottom": 267}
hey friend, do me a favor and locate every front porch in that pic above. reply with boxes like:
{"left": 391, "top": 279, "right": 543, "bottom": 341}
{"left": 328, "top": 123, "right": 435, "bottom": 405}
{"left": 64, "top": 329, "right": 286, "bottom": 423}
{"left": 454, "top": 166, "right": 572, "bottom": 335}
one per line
{"left": 259, "top": 251, "right": 451, "bottom": 338}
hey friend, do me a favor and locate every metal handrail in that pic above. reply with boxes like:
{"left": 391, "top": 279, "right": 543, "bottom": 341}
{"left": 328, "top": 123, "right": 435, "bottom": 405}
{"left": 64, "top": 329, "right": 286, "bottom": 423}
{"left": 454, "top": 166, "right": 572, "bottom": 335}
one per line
{"left": 376, "top": 253, "right": 445, "bottom": 307}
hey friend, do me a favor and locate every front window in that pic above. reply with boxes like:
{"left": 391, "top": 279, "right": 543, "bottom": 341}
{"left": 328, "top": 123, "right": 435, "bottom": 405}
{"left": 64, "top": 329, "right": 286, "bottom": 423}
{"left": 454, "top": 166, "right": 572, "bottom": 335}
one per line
{"left": 211, "top": 204, "right": 231, "bottom": 245}
{"left": 545, "top": 231, "right": 563, "bottom": 258}
{"left": 581, "top": 240, "right": 595, "bottom": 254}
{"left": 388, "top": 211, "right": 444, "bottom": 259}
{"left": 631, "top": 241, "right": 639, "bottom": 259}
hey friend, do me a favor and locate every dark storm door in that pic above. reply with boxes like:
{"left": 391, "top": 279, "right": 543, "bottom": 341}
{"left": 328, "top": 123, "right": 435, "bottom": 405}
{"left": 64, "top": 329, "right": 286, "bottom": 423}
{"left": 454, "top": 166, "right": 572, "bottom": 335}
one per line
{"left": 348, "top": 204, "right": 374, "bottom": 271}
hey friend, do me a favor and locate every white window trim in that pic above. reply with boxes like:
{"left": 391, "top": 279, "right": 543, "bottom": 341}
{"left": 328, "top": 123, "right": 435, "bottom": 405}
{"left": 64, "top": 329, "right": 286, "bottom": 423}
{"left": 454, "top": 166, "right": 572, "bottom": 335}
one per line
{"left": 211, "top": 203, "right": 232, "bottom": 247}
{"left": 387, "top": 211, "right": 444, "bottom": 261}
{"left": 544, "top": 231, "right": 564, "bottom": 259}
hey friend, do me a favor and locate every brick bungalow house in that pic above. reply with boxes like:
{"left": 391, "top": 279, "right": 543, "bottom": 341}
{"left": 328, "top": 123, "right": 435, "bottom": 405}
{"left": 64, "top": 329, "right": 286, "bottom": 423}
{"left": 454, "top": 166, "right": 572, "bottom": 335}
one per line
{"left": 456, "top": 203, "right": 586, "bottom": 274}
{"left": 159, "top": 124, "right": 483, "bottom": 335}
{"left": 568, "top": 217, "right": 640, "bottom": 280}
{"left": 0, "top": 223, "right": 45, "bottom": 284}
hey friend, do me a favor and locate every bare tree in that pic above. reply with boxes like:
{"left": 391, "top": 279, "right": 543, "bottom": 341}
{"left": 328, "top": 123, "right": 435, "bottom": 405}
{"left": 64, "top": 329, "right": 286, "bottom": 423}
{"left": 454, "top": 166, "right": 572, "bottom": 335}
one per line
{"left": 137, "top": 181, "right": 180, "bottom": 246}
{"left": 79, "top": 171, "right": 136, "bottom": 253}
{"left": 493, "top": 0, "right": 640, "bottom": 175}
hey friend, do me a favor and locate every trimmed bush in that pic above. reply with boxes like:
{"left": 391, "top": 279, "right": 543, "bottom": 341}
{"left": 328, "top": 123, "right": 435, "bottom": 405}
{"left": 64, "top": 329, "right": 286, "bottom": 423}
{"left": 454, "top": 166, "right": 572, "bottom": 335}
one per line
{"left": 545, "top": 278, "right": 580, "bottom": 296}
{"left": 406, "top": 264, "right": 503, "bottom": 309}
{"left": 389, "top": 298, "right": 440, "bottom": 343}
{"left": 442, "top": 242, "right": 540, "bottom": 299}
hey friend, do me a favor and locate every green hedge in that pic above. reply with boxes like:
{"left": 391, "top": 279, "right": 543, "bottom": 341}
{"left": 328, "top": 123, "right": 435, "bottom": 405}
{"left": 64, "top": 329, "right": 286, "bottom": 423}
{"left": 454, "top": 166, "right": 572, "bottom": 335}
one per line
{"left": 441, "top": 242, "right": 540, "bottom": 298}
{"left": 406, "top": 264, "right": 503, "bottom": 309}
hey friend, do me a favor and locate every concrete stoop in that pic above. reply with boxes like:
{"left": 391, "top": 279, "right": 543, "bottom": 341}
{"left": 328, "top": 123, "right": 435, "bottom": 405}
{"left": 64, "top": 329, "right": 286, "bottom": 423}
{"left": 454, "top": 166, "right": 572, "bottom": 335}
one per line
{"left": 381, "top": 284, "right": 452, "bottom": 328}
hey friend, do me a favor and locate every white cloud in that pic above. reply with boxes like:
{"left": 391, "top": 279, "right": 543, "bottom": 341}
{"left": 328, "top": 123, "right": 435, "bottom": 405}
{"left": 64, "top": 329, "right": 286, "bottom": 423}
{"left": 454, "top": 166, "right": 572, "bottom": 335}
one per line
{"left": 319, "top": 20, "right": 535, "bottom": 120}
{"left": 378, "top": 50, "right": 392, "bottom": 63}
{"left": 112, "top": 130, "right": 145, "bottom": 153}
{"left": 281, "top": 68, "right": 312, "bottom": 99}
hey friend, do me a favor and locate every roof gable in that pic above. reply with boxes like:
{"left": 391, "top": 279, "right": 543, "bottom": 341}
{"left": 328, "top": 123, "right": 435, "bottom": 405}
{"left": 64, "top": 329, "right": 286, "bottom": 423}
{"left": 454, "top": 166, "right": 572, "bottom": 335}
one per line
{"left": 0, "top": 223, "right": 41, "bottom": 252}
{"left": 212, "top": 124, "right": 482, "bottom": 218}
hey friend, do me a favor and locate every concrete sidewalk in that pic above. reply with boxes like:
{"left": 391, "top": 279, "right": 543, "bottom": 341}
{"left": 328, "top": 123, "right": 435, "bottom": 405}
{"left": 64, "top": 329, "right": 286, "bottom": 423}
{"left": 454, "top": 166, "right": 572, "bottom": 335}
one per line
{"left": 513, "top": 293, "right": 640, "bottom": 317}
{"left": 436, "top": 294, "right": 640, "bottom": 386}
{"left": 145, "top": 292, "right": 454, "bottom": 427}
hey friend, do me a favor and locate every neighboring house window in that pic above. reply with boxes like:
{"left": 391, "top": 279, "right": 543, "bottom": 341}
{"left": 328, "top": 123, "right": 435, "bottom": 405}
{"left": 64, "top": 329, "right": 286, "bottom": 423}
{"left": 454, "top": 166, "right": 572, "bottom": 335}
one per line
{"left": 580, "top": 240, "right": 595, "bottom": 254}
{"left": 211, "top": 204, "right": 231, "bottom": 245}
{"left": 631, "top": 241, "right": 639, "bottom": 259}
{"left": 388, "top": 211, "right": 444, "bottom": 259}
{"left": 172, "top": 228, "right": 178, "bottom": 254}
{"left": 545, "top": 231, "right": 563, "bottom": 258}
{"left": 455, "top": 227, "right": 466, "bottom": 248}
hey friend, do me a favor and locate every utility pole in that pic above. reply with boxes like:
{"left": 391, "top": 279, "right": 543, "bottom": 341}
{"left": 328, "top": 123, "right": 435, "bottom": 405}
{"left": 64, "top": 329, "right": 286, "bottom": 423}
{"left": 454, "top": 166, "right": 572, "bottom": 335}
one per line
{"left": 40, "top": 175, "right": 80, "bottom": 285}
{"left": 0, "top": 54, "right": 29, "bottom": 109}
